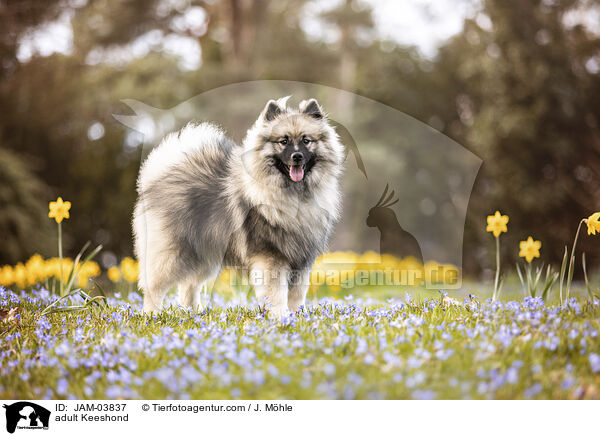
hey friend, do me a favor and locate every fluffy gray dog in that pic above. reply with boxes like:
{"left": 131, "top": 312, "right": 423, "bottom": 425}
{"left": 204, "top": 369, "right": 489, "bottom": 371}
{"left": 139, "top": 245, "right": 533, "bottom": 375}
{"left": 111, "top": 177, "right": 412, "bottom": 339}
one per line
{"left": 133, "top": 97, "right": 344, "bottom": 317}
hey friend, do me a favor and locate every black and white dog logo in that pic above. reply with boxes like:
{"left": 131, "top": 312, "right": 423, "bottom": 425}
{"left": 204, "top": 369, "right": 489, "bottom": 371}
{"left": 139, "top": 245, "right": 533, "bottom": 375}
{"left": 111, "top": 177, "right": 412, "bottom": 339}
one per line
{"left": 2, "top": 402, "right": 50, "bottom": 433}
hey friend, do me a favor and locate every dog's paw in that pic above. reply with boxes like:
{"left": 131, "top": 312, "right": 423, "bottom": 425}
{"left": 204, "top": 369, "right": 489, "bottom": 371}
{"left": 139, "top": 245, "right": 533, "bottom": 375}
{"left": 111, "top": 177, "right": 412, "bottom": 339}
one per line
{"left": 143, "top": 297, "right": 162, "bottom": 315}
{"left": 268, "top": 305, "right": 290, "bottom": 320}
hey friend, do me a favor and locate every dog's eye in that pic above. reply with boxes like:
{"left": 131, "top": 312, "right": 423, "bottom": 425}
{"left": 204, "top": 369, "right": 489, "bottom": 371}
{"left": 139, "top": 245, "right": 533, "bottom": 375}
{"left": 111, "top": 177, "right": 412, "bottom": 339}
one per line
{"left": 279, "top": 138, "right": 288, "bottom": 145}
{"left": 302, "top": 137, "right": 311, "bottom": 145}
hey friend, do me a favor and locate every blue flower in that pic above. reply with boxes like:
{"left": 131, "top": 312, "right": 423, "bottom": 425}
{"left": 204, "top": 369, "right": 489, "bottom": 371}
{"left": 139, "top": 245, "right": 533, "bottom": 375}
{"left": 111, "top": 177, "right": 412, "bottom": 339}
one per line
{"left": 589, "top": 353, "right": 600, "bottom": 373}
{"left": 323, "top": 363, "right": 336, "bottom": 376}
{"left": 435, "top": 349, "right": 454, "bottom": 361}
{"left": 523, "top": 383, "right": 543, "bottom": 398}
{"left": 561, "top": 377, "right": 575, "bottom": 390}
{"left": 56, "top": 378, "right": 69, "bottom": 396}
{"left": 412, "top": 389, "right": 435, "bottom": 400}
{"left": 105, "top": 385, "right": 122, "bottom": 399}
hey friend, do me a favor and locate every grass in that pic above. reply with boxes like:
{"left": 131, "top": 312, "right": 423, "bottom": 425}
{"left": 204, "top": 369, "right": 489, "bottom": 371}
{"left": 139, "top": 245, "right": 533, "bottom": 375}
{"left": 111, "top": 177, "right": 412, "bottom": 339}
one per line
{"left": 1, "top": 286, "right": 599, "bottom": 400}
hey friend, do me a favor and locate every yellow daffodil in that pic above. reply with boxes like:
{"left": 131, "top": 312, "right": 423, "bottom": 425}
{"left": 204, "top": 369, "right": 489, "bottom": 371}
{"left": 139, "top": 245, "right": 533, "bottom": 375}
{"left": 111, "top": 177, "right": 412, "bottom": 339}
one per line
{"left": 45, "top": 258, "right": 73, "bottom": 282}
{"left": 81, "top": 261, "right": 101, "bottom": 277}
{"left": 121, "top": 257, "right": 139, "bottom": 283}
{"left": 25, "top": 254, "right": 45, "bottom": 285}
{"left": 585, "top": 212, "right": 600, "bottom": 235}
{"left": 359, "top": 250, "right": 381, "bottom": 264}
{"left": 77, "top": 274, "right": 89, "bottom": 288}
{"left": 48, "top": 197, "right": 71, "bottom": 223}
{"left": 519, "top": 236, "right": 541, "bottom": 263}
{"left": 107, "top": 266, "right": 121, "bottom": 282}
{"left": 13, "top": 263, "right": 27, "bottom": 289}
{"left": 0, "top": 265, "right": 14, "bottom": 287}
{"left": 486, "top": 211, "right": 509, "bottom": 237}
{"left": 487, "top": 211, "right": 509, "bottom": 300}
{"left": 76, "top": 261, "right": 101, "bottom": 287}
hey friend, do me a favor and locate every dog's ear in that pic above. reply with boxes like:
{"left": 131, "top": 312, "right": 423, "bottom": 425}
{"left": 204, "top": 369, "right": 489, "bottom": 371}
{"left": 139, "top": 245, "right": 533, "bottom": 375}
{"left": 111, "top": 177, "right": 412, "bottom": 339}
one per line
{"left": 300, "top": 98, "right": 325, "bottom": 119}
{"left": 261, "top": 99, "right": 283, "bottom": 122}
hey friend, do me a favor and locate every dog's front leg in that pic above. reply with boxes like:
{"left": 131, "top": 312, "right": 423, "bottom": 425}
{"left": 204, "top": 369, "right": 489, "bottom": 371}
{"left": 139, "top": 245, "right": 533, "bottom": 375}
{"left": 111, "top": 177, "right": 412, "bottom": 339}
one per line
{"left": 288, "top": 268, "right": 311, "bottom": 312}
{"left": 250, "top": 256, "right": 289, "bottom": 318}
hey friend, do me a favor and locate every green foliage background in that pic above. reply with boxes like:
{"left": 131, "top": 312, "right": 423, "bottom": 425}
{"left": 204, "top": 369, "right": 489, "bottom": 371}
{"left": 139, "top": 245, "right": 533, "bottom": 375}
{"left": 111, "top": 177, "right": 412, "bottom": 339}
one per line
{"left": 1, "top": 0, "right": 599, "bottom": 277}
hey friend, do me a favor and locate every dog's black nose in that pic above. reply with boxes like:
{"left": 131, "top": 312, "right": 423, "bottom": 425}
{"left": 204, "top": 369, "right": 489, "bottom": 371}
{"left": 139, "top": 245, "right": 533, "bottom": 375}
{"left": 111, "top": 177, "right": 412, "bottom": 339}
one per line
{"left": 291, "top": 152, "right": 303, "bottom": 163}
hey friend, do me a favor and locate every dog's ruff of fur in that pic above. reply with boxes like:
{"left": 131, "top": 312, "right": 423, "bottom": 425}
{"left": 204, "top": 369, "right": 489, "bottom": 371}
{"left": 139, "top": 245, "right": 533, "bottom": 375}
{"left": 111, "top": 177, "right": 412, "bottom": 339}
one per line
{"left": 133, "top": 97, "right": 344, "bottom": 317}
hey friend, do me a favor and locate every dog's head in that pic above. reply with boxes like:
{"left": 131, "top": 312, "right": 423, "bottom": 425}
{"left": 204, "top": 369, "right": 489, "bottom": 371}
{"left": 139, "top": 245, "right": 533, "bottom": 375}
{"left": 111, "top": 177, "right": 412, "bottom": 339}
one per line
{"left": 243, "top": 97, "right": 344, "bottom": 188}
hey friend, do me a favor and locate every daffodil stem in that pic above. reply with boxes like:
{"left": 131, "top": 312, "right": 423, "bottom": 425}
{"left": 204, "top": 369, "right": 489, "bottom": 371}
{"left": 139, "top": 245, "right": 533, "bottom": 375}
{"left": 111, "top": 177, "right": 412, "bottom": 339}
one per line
{"left": 493, "top": 236, "right": 500, "bottom": 301}
{"left": 58, "top": 221, "right": 63, "bottom": 297}
{"left": 565, "top": 219, "right": 585, "bottom": 302}
{"left": 527, "top": 262, "right": 533, "bottom": 297}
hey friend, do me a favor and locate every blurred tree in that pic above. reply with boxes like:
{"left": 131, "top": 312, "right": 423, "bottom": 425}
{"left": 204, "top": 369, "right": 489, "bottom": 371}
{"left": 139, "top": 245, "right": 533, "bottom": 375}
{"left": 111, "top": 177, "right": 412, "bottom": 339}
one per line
{"left": 434, "top": 0, "right": 600, "bottom": 273}
{"left": 321, "top": 0, "right": 374, "bottom": 114}
{"left": 0, "top": 0, "right": 62, "bottom": 79}
{"left": 0, "top": 147, "right": 54, "bottom": 264}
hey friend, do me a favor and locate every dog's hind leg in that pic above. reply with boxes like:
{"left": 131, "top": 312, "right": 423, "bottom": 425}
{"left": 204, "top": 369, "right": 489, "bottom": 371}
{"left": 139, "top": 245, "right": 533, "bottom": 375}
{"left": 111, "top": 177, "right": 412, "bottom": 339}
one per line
{"left": 178, "top": 268, "right": 218, "bottom": 311}
{"left": 142, "top": 273, "right": 174, "bottom": 314}
{"left": 135, "top": 206, "right": 179, "bottom": 314}
{"left": 177, "top": 275, "right": 211, "bottom": 311}
{"left": 142, "top": 283, "right": 171, "bottom": 314}
{"left": 139, "top": 248, "right": 182, "bottom": 314}
{"left": 178, "top": 279, "right": 201, "bottom": 311}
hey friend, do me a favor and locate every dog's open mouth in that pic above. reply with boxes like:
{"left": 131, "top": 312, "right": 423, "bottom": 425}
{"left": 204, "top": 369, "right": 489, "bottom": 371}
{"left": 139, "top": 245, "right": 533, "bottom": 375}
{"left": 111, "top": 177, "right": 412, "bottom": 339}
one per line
{"left": 285, "top": 164, "right": 305, "bottom": 182}
{"left": 274, "top": 156, "right": 315, "bottom": 183}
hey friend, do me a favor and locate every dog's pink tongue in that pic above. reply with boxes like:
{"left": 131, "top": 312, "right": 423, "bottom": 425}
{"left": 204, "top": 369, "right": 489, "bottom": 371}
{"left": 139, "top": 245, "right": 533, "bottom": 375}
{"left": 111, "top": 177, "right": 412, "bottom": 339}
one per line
{"left": 289, "top": 165, "right": 304, "bottom": 182}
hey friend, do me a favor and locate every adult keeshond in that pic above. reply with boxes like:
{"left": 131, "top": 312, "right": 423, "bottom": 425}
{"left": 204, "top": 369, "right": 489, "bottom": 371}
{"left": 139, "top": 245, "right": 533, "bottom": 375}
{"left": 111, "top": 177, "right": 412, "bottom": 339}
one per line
{"left": 133, "top": 97, "right": 344, "bottom": 317}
